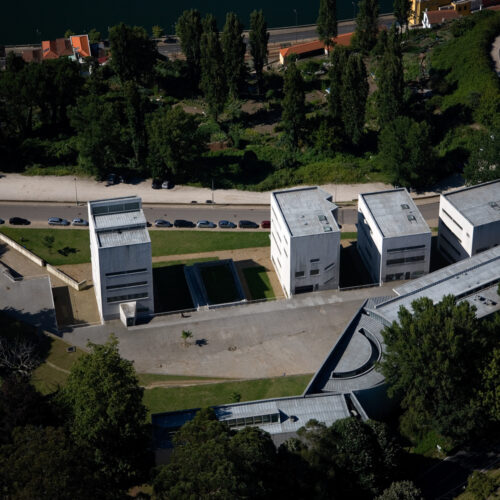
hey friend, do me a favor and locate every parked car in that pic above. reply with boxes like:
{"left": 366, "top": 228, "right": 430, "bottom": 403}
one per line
{"left": 9, "top": 217, "right": 30, "bottom": 225}
{"left": 161, "top": 180, "right": 175, "bottom": 189}
{"left": 261, "top": 220, "right": 271, "bottom": 229}
{"left": 239, "top": 220, "right": 259, "bottom": 229}
{"left": 72, "top": 218, "right": 88, "bottom": 226}
{"left": 155, "top": 219, "right": 172, "bottom": 227}
{"left": 151, "top": 179, "right": 162, "bottom": 189}
{"left": 0, "top": 218, "right": 4, "bottom": 225}
{"left": 48, "top": 217, "right": 70, "bottom": 226}
{"left": 197, "top": 220, "right": 216, "bottom": 228}
{"left": 106, "top": 173, "right": 117, "bottom": 186}
{"left": 174, "top": 219, "right": 195, "bottom": 228}
{"left": 218, "top": 220, "right": 236, "bottom": 229}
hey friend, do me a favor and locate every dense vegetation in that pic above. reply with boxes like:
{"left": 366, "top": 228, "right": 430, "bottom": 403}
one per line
{"left": 0, "top": 7, "right": 497, "bottom": 190}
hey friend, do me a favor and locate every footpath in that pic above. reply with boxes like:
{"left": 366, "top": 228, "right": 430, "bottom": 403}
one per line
{"left": 0, "top": 173, "right": 464, "bottom": 206}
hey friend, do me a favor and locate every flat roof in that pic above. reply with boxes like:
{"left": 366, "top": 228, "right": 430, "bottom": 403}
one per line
{"left": 272, "top": 187, "right": 340, "bottom": 237}
{"left": 360, "top": 188, "right": 430, "bottom": 238}
{"left": 89, "top": 196, "right": 150, "bottom": 249}
{"left": 443, "top": 180, "right": 500, "bottom": 226}
{"left": 373, "top": 246, "right": 500, "bottom": 321}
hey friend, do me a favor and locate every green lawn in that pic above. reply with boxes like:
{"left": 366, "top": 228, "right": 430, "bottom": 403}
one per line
{"left": 31, "top": 336, "right": 85, "bottom": 394}
{"left": 0, "top": 228, "right": 270, "bottom": 265}
{"left": 143, "top": 374, "right": 312, "bottom": 416}
{"left": 137, "top": 373, "right": 227, "bottom": 386}
{"left": 200, "top": 263, "right": 239, "bottom": 304}
{"left": 150, "top": 231, "right": 269, "bottom": 255}
{"left": 243, "top": 266, "right": 275, "bottom": 300}
{"left": 341, "top": 232, "right": 357, "bottom": 240}
{"left": 0, "top": 227, "right": 90, "bottom": 265}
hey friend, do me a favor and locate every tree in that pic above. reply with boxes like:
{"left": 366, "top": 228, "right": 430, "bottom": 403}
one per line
{"left": 341, "top": 52, "right": 369, "bottom": 145}
{"left": 0, "top": 426, "right": 99, "bottom": 500}
{"left": 0, "top": 330, "right": 42, "bottom": 378}
{"left": 181, "top": 329, "right": 193, "bottom": 347}
{"left": 463, "top": 128, "right": 499, "bottom": 185}
{"left": 479, "top": 347, "right": 500, "bottom": 423}
{"left": 200, "top": 15, "right": 228, "bottom": 120}
{"left": 124, "top": 81, "right": 147, "bottom": 169}
{"left": 317, "top": 0, "right": 338, "bottom": 50}
{"left": 378, "top": 116, "right": 434, "bottom": 189}
{"left": 152, "top": 25, "right": 164, "bottom": 38}
{"left": 42, "top": 235, "right": 55, "bottom": 252}
{"left": 108, "top": 23, "right": 157, "bottom": 84}
{"left": 464, "top": 471, "right": 496, "bottom": 500}
{"left": 281, "top": 60, "right": 306, "bottom": 149}
{"left": 176, "top": 9, "right": 203, "bottom": 85}
{"left": 59, "top": 336, "right": 149, "bottom": 491}
{"left": 222, "top": 12, "right": 246, "bottom": 98}
{"left": 376, "top": 480, "right": 423, "bottom": 500}
{"left": 154, "top": 408, "right": 278, "bottom": 499}
{"left": 296, "top": 417, "right": 402, "bottom": 498}
{"left": 249, "top": 10, "right": 269, "bottom": 95}
{"left": 88, "top": 28, "right": 101, "bottom": 43}
{"left": 328, "top": 44, "right": 349, "bottom": 124}
{"left": 147, "top": 105, "right": 205, "bottom": 180}
{"left": 380, "top": 296, "right": 489, "bottom": 440}
{"left": 64, "top": 28, "right": 75, "bottom": 39}
{"left": 393, "top": 0, "right": 412, "bottom": 34}
{"left": 69, "top": 93, "right": 127, "bottom": 177}
{"left": 376, "top": 26, "right": 404, "bottom": 127}
{"left": 353, "top": 0, "right": 380, "bottom": 53}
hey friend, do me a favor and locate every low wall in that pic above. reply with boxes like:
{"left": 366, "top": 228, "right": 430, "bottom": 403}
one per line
{"left": 46, "top": 264, "right": 86, "bottom": 291}
{"left": 0, "top": 232, "right": 45, "bottom": 266}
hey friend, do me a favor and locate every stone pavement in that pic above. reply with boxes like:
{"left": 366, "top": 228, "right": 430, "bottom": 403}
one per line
{"left": 61, "top": 284, "right": 396, "bottom": 378}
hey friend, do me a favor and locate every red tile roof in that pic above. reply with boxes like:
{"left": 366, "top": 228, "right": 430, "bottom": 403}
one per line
{"left": 70, "top": 34, "right": 91, "bottom": 58}
{"left": 280, "top": 32, "right": 353, "bottom": 61}
{"left": 426, "top": 9, "right": 460, "bottom": 24}
{"left": 22, "top": 48, "right": 42, "bottom": 63}
{"left": 41, "top": 38, "right": 73, "bottom": 59}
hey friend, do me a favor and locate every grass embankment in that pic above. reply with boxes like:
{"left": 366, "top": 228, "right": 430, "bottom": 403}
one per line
{"left": 143, "top": 374, "right": 312, "bottom": 416}
{"left": 0, "top": 228, "right": 270, "bottom": 266}
{"left": 243, "top": 266, "right": 275, "bottom": 300}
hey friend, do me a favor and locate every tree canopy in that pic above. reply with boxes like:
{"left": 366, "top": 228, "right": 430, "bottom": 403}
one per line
{"left": 317, "top": 0, "right": 338, "bottom": 50}
{"left": 353, "top": 0, "right": 380, "bottom": 53}
{"left": 463, "top": 128, "right": 499, "bottom": 185}
{"left": 176, "top": 9, "right": 203, "bottom": 85}
{"left": 222, "top": 12, "right": 246, "bottom": 98}
{"left": 249, "top": 10, "right": 269, "bottom": 95}
{"left": 281, "top": 60, "right": 306, "bottom": 149}
{"left": 59, "top": 336, "right": 150, "bottom": 491}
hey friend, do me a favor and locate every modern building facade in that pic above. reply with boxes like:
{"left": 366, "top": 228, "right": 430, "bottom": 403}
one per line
{"left": 88, "top": 196, "right": 154, "bottom": 322}
{"left": 152, "top": 246, "right": 500, "bottom": 460}
{"left": 357, "top": 188, "right": 431, "bottom": 284}
{"left": 437, "top": 180, "right": 500, "bottom": 263}
{"left": 270, "top": 187, "right": 341, "bottom": 298}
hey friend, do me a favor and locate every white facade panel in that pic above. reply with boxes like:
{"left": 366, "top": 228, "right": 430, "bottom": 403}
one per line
{"left": 271, "top": 187, "right": 340, "bottom": 297}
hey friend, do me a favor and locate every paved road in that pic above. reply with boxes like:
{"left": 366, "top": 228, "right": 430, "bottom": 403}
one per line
{"left": 0, "top": 201, "right": 439, "bottom": 228}
{"left": 158, "top": 16, "right": 395, "bottom": 57}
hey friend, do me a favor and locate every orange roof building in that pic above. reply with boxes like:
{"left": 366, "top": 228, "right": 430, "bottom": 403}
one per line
{"left": 422, "top": 8, "right": 460, "bottom": 27}
{"left": 70, "top": 34, "right": 91, "bottom": 59}
{"left": 279, "top": 32, "right": 353, "bottom": 65}
{"left": 22, "top": 48, "right": 43, "bottom": 63}
{"left": 41, "top": 38, "right": 73, "bottom": 59}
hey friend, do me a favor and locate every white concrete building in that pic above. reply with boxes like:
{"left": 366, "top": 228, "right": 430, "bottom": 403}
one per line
{"left": 437, "top": 180, "right": 500, "bottom": 263}
{"left": 88, "top": 196, "right": 154, "bottom": 323}
{"left": 270, "top": 187, "right": 340, "bottom": 297}
{"left": 357, "top": 188, "right": 431, "bottom": 284}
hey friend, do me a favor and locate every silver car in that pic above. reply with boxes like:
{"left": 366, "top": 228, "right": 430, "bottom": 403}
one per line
{"left": 197, "top": 220, "right": 216, "bottom": 228}
{"left": 72, "top": 218, "right": 88, "bottom": 226}
{"left": 48, "top": 217, "right": 70, "bottom": 226}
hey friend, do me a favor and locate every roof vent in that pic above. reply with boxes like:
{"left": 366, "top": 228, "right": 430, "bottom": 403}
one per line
{"left": 407, "top": 215, "right": 416, "bottom": 222}
{"left": 401, "top": 204, "right": 410, "bottom": 210}
{"left": 489, "top": 201, "right": 500, "bottom": 211}
{"left": 323, "top": 226, "right": 332, "bottom": 232}
{"left": 318, "top": 215, "right": 327, "bottom": 223}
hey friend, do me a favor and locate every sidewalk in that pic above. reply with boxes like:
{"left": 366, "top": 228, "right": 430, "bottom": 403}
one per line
{"left": 0, "top": 173, "right": 464, "bottom": 205}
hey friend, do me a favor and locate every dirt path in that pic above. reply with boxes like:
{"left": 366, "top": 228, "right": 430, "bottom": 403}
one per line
{"left": 46, "top": 361, "right": 70, "bottom": 374}
{"left": 142, "top": 379, "right": 238, "bottom": 389}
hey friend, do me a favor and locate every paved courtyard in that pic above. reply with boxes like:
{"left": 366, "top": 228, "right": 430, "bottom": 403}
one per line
{"left": 61, "top": 285, "right": 395, "bottom": 378}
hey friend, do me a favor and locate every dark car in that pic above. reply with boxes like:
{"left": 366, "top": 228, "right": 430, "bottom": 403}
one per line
{"left": 155, "top": 219, "right": 172, "bottom": 227}
{"left": 9, "top": 217, "right": 30, "bottom": 225}
{"left": 261, "top": 220, "right": 271, "bottom": 229}
{"left": 106, "top": 173, "right": 117, "bottom": 186}
{"left": 0, "top": 218, "right": 4, "bottom": 225}
{"left": 218, "top": 220, "right": 236, "bottom": 229}
{"left": 48, "top": 217, "right": 70, "bottom": 226}
{"left": 174, "top": 219, "right": 195, "bottom": 228}
{"left": 152, "top": 179, "right": 162, "bottom": 189}
{"left": 239, "top": 220, "right": 259, "bottom": 229}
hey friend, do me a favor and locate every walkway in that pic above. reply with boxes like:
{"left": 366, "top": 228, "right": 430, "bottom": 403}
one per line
{"left": 491, "top": 34, "right": 500, "bottom": 77}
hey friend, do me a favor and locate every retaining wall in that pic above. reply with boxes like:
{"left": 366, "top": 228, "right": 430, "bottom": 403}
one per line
{"left": 0, "top": 232, "right": 44, "bottom": 266}
{"left": 46, "top": 264, "right": 86, "bottom": 291}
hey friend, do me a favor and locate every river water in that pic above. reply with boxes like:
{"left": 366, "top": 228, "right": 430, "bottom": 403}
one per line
{"left": 2, "top": 0, "right": 393, "bottom": 45}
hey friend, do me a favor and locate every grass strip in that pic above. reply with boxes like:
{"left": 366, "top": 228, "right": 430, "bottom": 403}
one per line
{"left": 242, "top": 266, "right": 275, "bottom": 300}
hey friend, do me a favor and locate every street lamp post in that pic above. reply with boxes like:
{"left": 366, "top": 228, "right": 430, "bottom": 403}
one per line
{"left": 74, "top": 177, "right": 78, "bottom": 206}
{"left": 293, "top": 9, "right": 298, "bottom": 44}
{"left": 352, "top": 1, "right": 356, "bottom": 19}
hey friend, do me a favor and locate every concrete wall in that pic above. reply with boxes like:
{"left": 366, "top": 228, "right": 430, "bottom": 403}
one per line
{"left": 271, "top": 196, "right": 292, "bottom": 297}
{"left": 46, "top": 264, "right": 86, "bottom": 291}
{"left": 0, "top": 232, "right": 45, "bottom": 267}
{"left": 357, "top": 199, "right": 383, "bottom": 284}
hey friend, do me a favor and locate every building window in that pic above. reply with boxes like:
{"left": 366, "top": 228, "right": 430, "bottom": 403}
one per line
{"left": 324, "top": 262, "right": 335, "bottom": 271}
{"left": 224, "top": 413, "right": 280, "bottom": 429}
{"left": 295, "top": 271, "right": 305, "bottom": 278}
{"left": 442, "top": 208, "right": 463, "bottom": 231}
{"left": 310, "top": 269, "right": 319, "bottom": 276}
{"left": 106, "top": 292, "right": 148, "bottom": 304}
{"left": 387, "top": 244, "right": 425, "bottom": 253}
{"left": 310, "top": 258, "right": 320, "bottom": 263}
{"left": 106, "top": 281, "right": 148, "bottom": 290}
{"left": 386, "top": 255, "right": 424, "bottom": 266}
{"left": 106, "top": 268, "right": 147, "bottom": 277}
